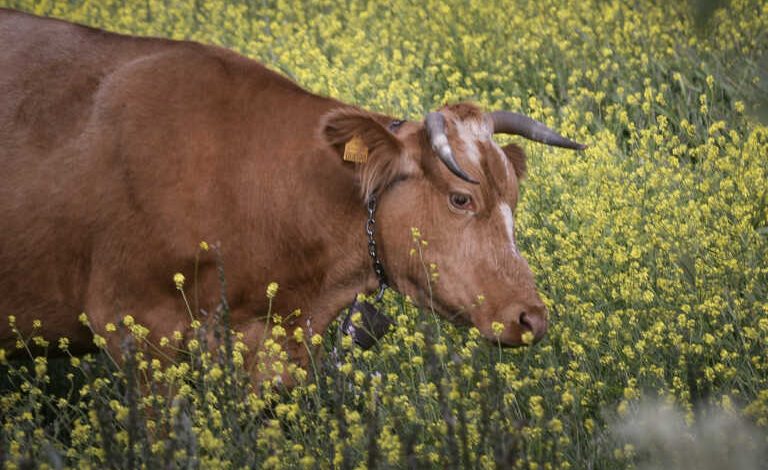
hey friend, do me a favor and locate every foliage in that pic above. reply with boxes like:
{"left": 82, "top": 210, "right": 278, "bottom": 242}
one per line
{"left": 1, "top": 0, "right": 767, "bottom": 468}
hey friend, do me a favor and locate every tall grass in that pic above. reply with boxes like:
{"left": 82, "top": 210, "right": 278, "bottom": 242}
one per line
{"left": 1, "top": 0, "right": 767, "bottom": 468}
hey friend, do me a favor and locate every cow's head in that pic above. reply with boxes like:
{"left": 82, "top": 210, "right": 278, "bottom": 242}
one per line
{"left": 321, "top": 103, "right": 584, "bottom": 346}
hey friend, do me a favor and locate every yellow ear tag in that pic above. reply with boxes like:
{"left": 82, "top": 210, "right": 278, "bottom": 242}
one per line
{"left": 343, "top": 135, "right": 369, "bottom": 163}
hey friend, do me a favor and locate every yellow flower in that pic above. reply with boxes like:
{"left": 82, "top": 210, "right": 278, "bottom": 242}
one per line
{"left": 93, "top": 334, "right": 107, "bottom": 348}
{"left": 199, "top": 240, "right": 209, "bottom": 251}
{"left": 521, "top": 331, "right": 535, "bottom": 345}
{"left": 292, "top": 326, "right": 304, "bottom": 343}
{"left": 105, "top": 323, "right": 116, "bottom": 332}
{"left": 433, "top": 343, "right": 448, "bottom": 357}
{"left": 584, "top": 418, "right": 595, "bottom": 434}
{"left": 266, "top": 282, "right": 279, "bottom": 299}
{"left": 311, "top": 334, "right": 323, "bottom": 346}
{"left": 491, "top": 321, "right": 504, "bottom": 337}
{"left": 32, "top": 319, "right": 41, "bottom": 328}
{"left": 617, "top": 400, "right": 629, "bottom": 417}
{"left": 271, "top": 325, "right": 286, "bottom": 339}
{"left": 209, "top": 365, "right": 223, "bottom": 381}
{"left": 78, "top": 312, "right": 89, "bottom": 326}
{"left": 549, "top": 418, "right": 563, "bottom": 433}
{"left": 529, "top": 395, "right": 544, "bottom": 419}
{"left": 561, "top": 390, "right": 574, "bottom": 407}
{"left": 173, "top": 272, "right": 185, "bottom": 289}
{"left": 233, "top": 350, "right": 244, "bottom": 367}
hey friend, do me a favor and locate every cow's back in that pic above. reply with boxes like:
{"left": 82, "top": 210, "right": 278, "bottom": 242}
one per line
{"left": 1, "top": 9, "right": 156, "bottom": 151}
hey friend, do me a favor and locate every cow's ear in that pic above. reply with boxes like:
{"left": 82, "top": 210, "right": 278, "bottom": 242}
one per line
{"left": 501, "top": 143, "right": 527, "bottom": 180}
{"left": 321, "top": 108, "right": 412, "bottom": 200}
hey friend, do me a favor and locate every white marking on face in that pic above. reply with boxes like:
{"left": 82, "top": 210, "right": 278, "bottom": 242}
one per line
{"left": 463, "top": 119, "right": 491, "bottom": 139}
{"left": 453, "top": 119, "right": 490, "bottom": 164}
{"left": 499, "top": 203, "right": 518, "bottom": 254}
{"left": 489, "top": 140, "right": 509, "bottom": 173}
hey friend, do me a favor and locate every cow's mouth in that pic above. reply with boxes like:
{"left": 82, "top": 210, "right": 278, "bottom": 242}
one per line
{"left": 401, "top": 282, "right": 471, "bottom": 325}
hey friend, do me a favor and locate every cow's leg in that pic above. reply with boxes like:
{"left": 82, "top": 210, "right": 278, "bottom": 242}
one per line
{"left": 222, "top": 312, "right": 321, "bottom": 390}
{"left": 82, "top": 269, "right": 189, "bottom": 374}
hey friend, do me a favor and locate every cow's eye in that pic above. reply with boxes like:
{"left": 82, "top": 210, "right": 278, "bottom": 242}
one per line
{"left": 449, "top": 192, "right": 473, "bottom": 211}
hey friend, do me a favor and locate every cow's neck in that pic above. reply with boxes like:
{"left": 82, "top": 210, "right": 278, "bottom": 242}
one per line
{"left": 285, "top": 146, "right": 384, "bottom": 340}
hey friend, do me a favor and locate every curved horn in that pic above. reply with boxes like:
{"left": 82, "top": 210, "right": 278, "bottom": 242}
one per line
{"left": 425, "top": 112, "right": 479, "bottom": 184}
{"left": 489, "top": 111, "right": 586, "bottom": 150}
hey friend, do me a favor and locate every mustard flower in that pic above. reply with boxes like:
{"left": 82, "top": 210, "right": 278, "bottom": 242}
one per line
{"left": 521, "top": 331, "right": 535, "bottom": 345}
{"left": 266, "top": 281, "right": 279, "bottom": 299}
{"left": 529, "top": 395, "right": 545, "bottom": 419}
{"left": 292, "top": 326, "right": 304, "bottom": 343}
{"left": 92, "top": 334, "right": 107, "bottom": 348}
{"left": 173, "top": 272, "right": 185, "bottom": 289}
{"left": 271, "top": 325, "right": 286, "bottom": 339}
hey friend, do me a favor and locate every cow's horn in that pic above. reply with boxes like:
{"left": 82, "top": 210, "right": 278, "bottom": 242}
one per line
{"left": 425, "top": 112, "right": 479, "bottom": 184}
{"left": 489, "top": 111, "right": 586, "bottom": 150}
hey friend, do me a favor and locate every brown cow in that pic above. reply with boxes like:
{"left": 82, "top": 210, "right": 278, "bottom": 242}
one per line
{"left": 0, "top": 9, "right": 583, "bottom": 380}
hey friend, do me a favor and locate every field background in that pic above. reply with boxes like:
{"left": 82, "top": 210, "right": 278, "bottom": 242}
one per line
{"left": 1, "top": 0, "right": 767, "bottom": 468}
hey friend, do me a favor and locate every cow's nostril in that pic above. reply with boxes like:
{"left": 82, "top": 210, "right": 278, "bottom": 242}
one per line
{"left": 518, "top": 309, "right": 547, "bottom": 342}
{"left": 519, "top": 312, "right": 533, "bottom": 332}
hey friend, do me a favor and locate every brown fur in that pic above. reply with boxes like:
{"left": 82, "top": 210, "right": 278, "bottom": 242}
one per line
{"left": 0, "top": 10, "right": 547, "bottom": 382}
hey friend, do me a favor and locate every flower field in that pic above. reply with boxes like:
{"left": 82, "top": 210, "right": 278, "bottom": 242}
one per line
{"left": 1, "top": 0, "right": 767, "bottom": 468}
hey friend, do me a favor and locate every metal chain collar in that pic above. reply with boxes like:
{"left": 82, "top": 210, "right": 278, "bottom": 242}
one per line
{"left": 366, "top": 195, "right": 389, "bottom": 301}
{"left": 366, "top": 117, "right": 404, "bottom": 297}
{"left": 339, "top": 120, "right": 405, "bottom": 348}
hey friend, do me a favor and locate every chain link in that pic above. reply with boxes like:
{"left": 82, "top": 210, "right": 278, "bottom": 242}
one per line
{"left": 366, "top": 196, "right": 388, "bottom": 298}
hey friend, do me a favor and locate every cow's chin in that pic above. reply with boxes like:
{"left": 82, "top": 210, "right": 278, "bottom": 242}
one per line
{"left": 396, "top": 281, "right": 537, "bottom": 347}
{"left": 395, "top": 280, "right": 473, "bottom": 326}
{"left": 489, "top": 335, "right": 531, "bottom": 348}
{"left": 396, "top": 283, "right": 534, "bottom": 347}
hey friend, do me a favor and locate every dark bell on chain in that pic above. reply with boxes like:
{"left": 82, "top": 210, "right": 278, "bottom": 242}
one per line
{"left": 340, "top": 300, "right": 395, "bottom": 350}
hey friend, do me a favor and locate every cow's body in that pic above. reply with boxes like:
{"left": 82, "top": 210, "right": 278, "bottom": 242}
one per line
{"left": 0, "top": 9, "right": 376, "bottom": 363}
{"left": 2, "top": 10, "right": 585, "bottom": 377}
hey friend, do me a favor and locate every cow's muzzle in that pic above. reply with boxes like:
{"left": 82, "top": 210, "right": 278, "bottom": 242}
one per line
{"left": 493, "top": 301, "right": 548, "bottom": 346}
